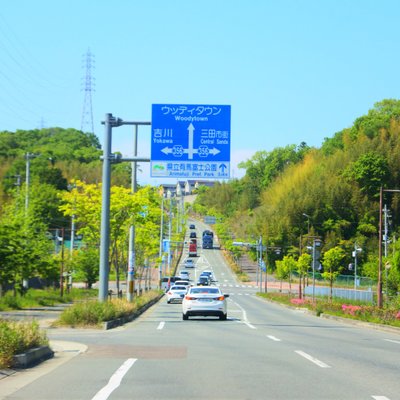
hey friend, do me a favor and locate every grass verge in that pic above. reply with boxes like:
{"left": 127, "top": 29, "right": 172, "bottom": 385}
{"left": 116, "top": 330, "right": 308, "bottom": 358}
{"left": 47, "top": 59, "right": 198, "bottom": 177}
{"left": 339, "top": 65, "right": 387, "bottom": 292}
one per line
{"left": 257, "top": 292, "right": 400, "bottom": 328}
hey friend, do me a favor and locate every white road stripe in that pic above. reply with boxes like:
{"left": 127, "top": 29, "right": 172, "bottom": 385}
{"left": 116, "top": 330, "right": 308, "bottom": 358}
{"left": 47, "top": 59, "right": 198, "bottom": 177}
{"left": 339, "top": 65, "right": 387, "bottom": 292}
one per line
{"left": 295, "top": 350, "right": 331, "bottom": 368}
{"left": 92, "top": 358, "right": 137, "bottom": 400}
{"left": 372, "top": 396, "right": 391, "bottom": 400}
{"left": 157, "top": 322, "right": 165, "bottom": 330}
{"left": 267, "top": 335, "right": 281, "bottom": 342}
{"left": 231, "top": 299, "right": 257, "bottom": 329}
{"left": 384, "top": 339, "right": 400, "bottom": 344}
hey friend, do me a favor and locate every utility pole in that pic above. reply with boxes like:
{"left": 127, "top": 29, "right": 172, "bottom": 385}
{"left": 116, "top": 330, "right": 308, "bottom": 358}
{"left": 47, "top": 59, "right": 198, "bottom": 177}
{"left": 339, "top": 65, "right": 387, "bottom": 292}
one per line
{"left": 25, "top": 153, "right": 37, "bottom": 215}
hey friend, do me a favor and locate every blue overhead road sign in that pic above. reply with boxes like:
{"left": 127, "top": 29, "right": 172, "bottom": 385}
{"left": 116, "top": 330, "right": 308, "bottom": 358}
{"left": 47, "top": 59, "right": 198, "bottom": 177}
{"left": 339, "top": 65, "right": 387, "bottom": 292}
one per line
{"left": 151, "top": 104, "right": 231, "bottom": 179}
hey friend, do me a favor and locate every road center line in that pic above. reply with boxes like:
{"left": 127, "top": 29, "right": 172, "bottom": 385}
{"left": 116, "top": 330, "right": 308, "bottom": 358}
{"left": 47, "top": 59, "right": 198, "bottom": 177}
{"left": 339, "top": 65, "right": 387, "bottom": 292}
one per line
{"left": 157, "top": 322, "right": 165, "bottom": 330}
{"left": 92, "top": 358, "right": 137, "bottom": 400}
{"left": 295, "top": 350, "right": 331, "bottom": 368}
{"left": 267, "top": 335, "right": 281, "bottom": 342}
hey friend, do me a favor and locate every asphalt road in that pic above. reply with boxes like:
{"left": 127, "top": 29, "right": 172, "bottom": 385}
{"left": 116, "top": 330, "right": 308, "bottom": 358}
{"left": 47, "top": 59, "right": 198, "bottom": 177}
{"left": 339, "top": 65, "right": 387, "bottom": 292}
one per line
{"left": 1, "top": 220, "right": 400, "bottom": 399}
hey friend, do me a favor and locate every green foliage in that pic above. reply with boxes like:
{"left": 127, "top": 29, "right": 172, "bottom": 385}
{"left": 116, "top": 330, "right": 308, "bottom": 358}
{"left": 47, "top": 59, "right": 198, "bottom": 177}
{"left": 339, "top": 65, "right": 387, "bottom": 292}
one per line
{"left": 0, "top": 200, "right": 55, "bottom": 291}
{"left": 70, "top": 248, "right": 99, "bottom": 289}
{"left": 0, "top": 320, "right": 48, "bottom": 369}
{"left": 57, "top": 291, "right": 161, "bottom": 327}
{"left": 322, "top": 246, "right": 346, "bottom": 299}
{"left": 343, "top": 152, "right": 389, "bottom": 198}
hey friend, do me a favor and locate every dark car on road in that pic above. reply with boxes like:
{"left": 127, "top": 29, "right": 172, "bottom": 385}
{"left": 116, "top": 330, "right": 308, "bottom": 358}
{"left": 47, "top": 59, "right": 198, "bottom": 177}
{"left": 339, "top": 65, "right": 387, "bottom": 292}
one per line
{"left": 197, "top": 276, "right": 210, "bottom": 286}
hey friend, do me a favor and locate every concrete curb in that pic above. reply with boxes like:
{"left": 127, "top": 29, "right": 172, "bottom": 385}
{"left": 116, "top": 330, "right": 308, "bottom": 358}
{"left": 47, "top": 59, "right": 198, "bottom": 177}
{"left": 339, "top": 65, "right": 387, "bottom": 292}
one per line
{"left": 12, "top": 346, "right": 54, "bottom": 369}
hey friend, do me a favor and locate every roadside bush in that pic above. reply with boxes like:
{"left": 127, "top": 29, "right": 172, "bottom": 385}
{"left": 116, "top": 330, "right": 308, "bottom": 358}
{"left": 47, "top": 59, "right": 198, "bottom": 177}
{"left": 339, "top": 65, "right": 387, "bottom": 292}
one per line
{"left": 0, "top": 320, "right": 48, "bottom": 369}
{"left": 56, "top": 290, "right": 161, "bottom": 327}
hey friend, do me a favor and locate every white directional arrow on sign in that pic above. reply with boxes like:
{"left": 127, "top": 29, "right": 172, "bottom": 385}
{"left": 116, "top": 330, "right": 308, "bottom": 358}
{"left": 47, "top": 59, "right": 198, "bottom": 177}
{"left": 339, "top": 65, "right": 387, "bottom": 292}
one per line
{"left": 161, "top": 124, "right": 221, "bottom": 159}
{"left": 161, "top": 147, "right": 173, "bottom": 155}
{"left": 209, "top": 148, "right": 220, "bottom": 156}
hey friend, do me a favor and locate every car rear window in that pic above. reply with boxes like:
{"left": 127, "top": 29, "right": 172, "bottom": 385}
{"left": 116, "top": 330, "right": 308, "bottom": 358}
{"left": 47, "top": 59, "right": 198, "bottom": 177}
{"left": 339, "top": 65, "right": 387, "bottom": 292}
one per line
{"left": 171, "top": 286, "right": 186, "bottom": 290}
{"left": 190, "top": 288, "right": 219, "bottom": 294}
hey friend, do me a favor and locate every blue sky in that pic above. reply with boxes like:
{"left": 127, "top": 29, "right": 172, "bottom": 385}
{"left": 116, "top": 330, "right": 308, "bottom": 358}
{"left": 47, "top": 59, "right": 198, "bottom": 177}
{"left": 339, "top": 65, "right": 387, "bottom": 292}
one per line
{"left": 1, "top": 0, "right": 400, "bottom": 185}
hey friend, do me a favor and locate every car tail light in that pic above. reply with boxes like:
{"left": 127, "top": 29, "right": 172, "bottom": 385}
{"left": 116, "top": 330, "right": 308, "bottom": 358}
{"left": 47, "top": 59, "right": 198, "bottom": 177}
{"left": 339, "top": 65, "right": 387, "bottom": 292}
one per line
{"left": 185, "top": 295, "right": 196, "bottom": 300}
{"left": 167, "top": 291, "right": 172, "bottom": 295}
{"left": 214, "top": 296, "right": 225, "bottom": 301}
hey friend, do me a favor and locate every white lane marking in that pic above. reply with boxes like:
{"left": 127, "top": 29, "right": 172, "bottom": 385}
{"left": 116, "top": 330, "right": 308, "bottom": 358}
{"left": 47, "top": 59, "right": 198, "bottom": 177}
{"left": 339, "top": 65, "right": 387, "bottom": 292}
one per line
{"left": 295, "top": 350, "right": 331, "bottom": 368}
{"left": 267, "top": 335, "right": 281, "bottom": 342}
{"left": 92, "top": 358, "right": 137, "bottom": 400}
{"left": 157, "top": 322, "right": 165, "bottom": 330}
{"left": 231, "top": 299, "right": 256, "bottom": 329}
{"left": 372, "top": 396, "right": 391, "bottom": 400}
{"left": 384, "top": 339, "right": 400, "bottom": 344}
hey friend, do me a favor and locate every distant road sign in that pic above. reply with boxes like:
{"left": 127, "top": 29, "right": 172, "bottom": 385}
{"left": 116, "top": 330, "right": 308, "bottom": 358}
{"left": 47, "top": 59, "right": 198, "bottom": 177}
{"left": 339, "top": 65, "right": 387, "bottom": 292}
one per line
{"left": 204, "top": 216, "right": 217, "bottom": 225}
{"left": 151, "top": 104, "right": 231, "bottom": 179}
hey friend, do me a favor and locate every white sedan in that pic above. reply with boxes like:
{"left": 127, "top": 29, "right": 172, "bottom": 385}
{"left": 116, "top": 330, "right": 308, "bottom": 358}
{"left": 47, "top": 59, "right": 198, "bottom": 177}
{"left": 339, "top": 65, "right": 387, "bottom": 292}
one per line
{"left": 182, "top": 286, "right": 229, "bottom": 320}
{"left": 166, "top": 285, "right": 188, "bottom": 304}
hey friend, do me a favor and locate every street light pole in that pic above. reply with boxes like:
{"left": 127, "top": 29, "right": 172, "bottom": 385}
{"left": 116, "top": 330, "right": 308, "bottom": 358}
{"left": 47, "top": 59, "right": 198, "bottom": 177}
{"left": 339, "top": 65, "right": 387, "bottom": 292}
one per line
{"left": 127, "top": 124, "right": 138, "bottom": 302}
{"left": 353, "top": 243, "right": 362, "bottom": 290}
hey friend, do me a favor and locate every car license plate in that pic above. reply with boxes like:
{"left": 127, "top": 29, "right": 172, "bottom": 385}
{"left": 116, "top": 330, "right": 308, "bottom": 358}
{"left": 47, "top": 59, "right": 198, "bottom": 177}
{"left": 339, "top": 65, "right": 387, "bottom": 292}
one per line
{"left": 198, "top": 298, "right": 212, "bottom": 302}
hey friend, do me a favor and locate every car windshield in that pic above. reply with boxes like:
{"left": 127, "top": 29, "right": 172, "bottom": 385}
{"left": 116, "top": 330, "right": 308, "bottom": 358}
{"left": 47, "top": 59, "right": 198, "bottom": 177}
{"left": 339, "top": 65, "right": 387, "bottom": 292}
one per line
{"left": 190, "top": 288, "right": 220, "bottom": 294}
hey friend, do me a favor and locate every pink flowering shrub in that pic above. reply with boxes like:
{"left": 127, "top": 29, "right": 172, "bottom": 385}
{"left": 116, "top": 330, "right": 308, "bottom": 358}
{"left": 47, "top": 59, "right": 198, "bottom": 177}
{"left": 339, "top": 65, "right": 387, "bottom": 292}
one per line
{"left": 341, "top": 304, "right": 362, "bottom": 316}
{"left": 396, "top": 311, "right": 400, "bottom": 320}
{"left": 290, "top": 298, "right": 306, "bottom": 305}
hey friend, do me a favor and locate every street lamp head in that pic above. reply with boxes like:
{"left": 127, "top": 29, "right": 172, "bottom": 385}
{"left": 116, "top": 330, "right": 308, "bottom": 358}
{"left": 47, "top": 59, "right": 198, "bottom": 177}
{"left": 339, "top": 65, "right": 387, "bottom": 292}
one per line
{"left": 302, "top": 213, "right": 310, "bottom": 218}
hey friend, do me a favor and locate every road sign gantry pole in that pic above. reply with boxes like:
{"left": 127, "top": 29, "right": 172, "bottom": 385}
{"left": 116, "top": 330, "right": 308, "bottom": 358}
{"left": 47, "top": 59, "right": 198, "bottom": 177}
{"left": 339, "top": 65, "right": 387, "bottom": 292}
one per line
{"left": 98, "top": 114, "right": 150, "bottom": 302}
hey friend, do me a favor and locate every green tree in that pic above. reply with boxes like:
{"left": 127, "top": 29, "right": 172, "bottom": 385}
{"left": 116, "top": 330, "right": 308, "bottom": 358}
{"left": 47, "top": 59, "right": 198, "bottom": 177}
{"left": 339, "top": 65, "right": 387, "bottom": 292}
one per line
{"left": 70, "top": 247, "right": 99, "bottom": 289}
{"left": 275, "top": 255, "right": 297, "bottom": 294}
{"left": 59, "top": 181, "right": 161, "bottom": 290}
{"left": 297, "top": 253, "right": 312, "bottom": 298}
{"left": 0, "top": 201, "right": 54, "bottom": 296}
{"left": 322, "top": 247, "right": 346, "bottom": 300}
{"left": 344, "top": 152, "right": 390, "bottom": 198}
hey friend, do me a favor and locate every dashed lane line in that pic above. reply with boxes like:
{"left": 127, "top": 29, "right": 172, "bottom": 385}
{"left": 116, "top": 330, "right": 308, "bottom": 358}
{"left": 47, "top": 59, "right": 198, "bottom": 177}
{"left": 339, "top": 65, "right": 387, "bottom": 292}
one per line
{"left": 157, "top": 322, "right": 165, "bottom": 330}
{"left": 267, "top": 335, "right": 281, "bottom": 342}
{"left": 295, "top": 350, "right": 331, "bottom": 368}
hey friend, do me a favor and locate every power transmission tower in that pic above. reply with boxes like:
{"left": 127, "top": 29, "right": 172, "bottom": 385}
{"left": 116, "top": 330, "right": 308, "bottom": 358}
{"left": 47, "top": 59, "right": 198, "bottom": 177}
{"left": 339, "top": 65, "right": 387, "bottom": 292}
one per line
{"left": 81, "top": 48, "right": 95, "bottom": 134}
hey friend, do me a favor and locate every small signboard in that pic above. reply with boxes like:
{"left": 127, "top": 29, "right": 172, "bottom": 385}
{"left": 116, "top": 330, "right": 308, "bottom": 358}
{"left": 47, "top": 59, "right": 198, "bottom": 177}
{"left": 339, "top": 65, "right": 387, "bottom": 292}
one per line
{"left": 151, "top": 104, "right": 231, "bottom": 179}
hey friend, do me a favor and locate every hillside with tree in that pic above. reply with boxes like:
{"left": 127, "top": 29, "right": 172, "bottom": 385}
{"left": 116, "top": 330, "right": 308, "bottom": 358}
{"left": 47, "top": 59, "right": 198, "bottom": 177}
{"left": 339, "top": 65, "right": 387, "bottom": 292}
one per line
{"left": 194, "top": 99, "right": 400, "bottom": 299}
{"left": 0, "top": 127, "right": 163, "bottom": 295}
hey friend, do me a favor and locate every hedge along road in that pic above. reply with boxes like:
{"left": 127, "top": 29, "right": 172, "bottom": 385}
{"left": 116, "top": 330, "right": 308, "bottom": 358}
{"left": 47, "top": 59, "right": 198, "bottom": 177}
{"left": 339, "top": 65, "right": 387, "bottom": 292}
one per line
{"left": 1, "top": 224, "right": 400, "bottom": 399}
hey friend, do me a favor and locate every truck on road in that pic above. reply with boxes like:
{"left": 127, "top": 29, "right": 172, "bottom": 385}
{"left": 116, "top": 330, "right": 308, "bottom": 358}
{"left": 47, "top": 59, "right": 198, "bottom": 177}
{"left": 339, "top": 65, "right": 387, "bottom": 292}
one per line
{"left": 189, "top": 239, "right": 197, "bottom": 257}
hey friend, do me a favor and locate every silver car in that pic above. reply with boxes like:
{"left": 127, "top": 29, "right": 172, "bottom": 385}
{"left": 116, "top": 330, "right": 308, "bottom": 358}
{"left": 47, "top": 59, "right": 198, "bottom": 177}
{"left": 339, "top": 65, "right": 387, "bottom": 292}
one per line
{"left": 166, "top": 285, "right": 188, "bottom": 304}
{"left": 182, "top": 286, "right": 229, "bottom": 320}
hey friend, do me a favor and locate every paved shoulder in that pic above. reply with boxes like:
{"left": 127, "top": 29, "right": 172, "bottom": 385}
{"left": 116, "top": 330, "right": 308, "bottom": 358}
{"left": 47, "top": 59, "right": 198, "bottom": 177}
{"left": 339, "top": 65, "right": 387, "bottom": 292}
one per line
{"left": 0, "top": 340, "right": 87, "bottom": 400}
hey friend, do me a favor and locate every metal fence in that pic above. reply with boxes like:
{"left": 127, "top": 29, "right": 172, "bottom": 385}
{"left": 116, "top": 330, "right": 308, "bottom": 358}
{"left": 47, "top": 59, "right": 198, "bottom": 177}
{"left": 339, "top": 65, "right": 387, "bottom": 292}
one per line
{"left": 303, "top": 285, "right": 374, "bottom": 302}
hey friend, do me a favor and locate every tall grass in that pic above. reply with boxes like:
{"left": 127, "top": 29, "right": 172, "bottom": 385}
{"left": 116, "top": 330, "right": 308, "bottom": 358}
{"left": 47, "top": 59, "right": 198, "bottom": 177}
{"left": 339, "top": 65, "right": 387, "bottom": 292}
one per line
{"left": 56, "top": 290, "right": 161, "bottom": 327}
{"left": 0, "top": 320, "right": 48, "bottom": 369}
